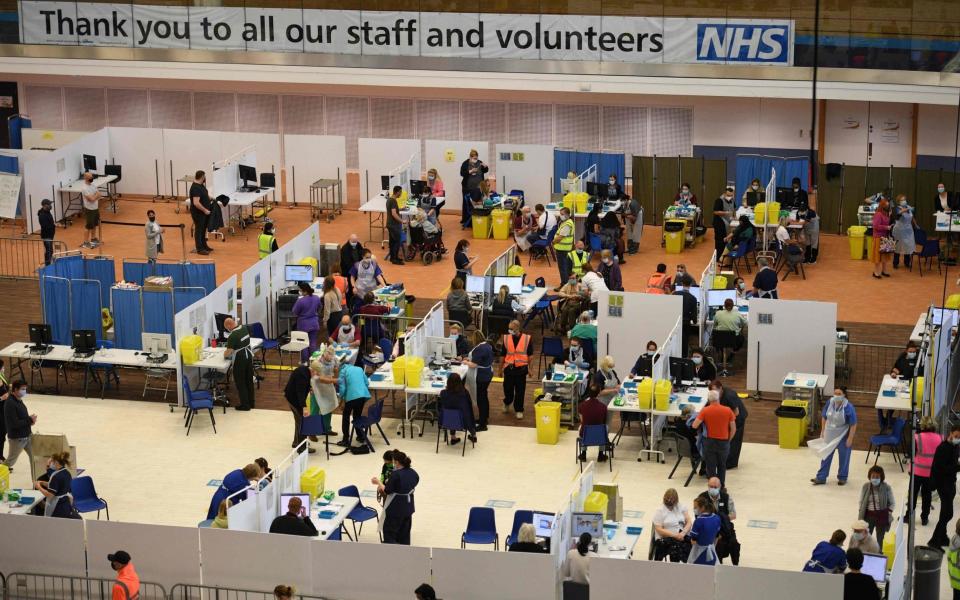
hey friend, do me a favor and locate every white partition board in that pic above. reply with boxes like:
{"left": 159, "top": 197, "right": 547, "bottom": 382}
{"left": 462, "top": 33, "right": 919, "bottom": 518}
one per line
{"left": 22, "top": 128, "right": 88, "bottom": 150}
{"left": 746, "top": 299, "right": 836, "bottom": 393}
{"left": 199, "top": 528, "right": 312, "bottom": 592}
{"left": 86, "top": 521, "right": 201, "bottom": 587}
{"left": 424, "top": 140, "right": 489, "bottom": 213}
{"left": 62, "top": 128, "right": 110, "bottom": 183}
{"left": 431, "top": 548, "right": 557, "bottom": 600}
{"left": 161, "top": 129, "right": 223, "bottom": 197}
{"left": 283, "top": 134, "right": 347, "bottom": 206}
{"left": 309, "top": 541, "right": 430, "bottom": 600}
{"left": 270, "top": 222, "right": 321, "bottom": 295}
{"left": 107, "top": 127, "right": 164, "bottom": 197}
{"left": 495, "top": 143, "right": 553, "bottom": 205}
{"left": 598, "top": 292, "right": 682, "bottom": 382}
{"left": 590, "top": 558, "right": 714, "bottom": 598}
{"left": 716, "top": 565, "right": 843, "bottom": 600}
{"left": 21, "top": 150, "right": 58, "bottom": 234}
{"left": 241, "top": 256, "right": 272, "bottom": 335}
{"left": 0, "top": 513, "right": 86, "bottom": 576}
{"left": 358, "top": 138, "right": 420, "bottom": 203}
{"left": 222, "top": 132, "right": 281, "bottom": 179}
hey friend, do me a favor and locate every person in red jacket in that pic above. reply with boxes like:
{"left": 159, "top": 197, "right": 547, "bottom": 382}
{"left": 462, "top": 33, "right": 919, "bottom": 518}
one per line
{"left": 578, "top": 384, "right": 609, "bottom": 462}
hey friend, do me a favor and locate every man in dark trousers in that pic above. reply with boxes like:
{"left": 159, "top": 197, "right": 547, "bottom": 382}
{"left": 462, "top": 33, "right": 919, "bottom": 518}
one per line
{"left": 673, "top": 282, "right": 698, "bottom": 356}
{"left": 283, "top": 364, "right": 315, "bottom": 454}
{"left": 189, "top": 170, "right": 213, "bottom": 255}
{"left": 710, "top": 380, "right": 749, "bottom": 469}
{"left": 928, "top": 424, "right": 960, "bottom": 548}
{"left": 38, "top": 199, "right": 55, "bottom": 266}
{"left": 269, "top": 496, "right": 318, "bottom": 537}
{"left": 340, "top": 234, "right": 365, "bottom": 301}
{"left": 223, "top": 318, "right": 255, "bottom": 412}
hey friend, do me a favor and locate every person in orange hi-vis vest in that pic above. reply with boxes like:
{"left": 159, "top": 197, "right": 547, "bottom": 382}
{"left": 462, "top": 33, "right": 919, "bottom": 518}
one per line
{"left": 108, "top": 551, "right": 140, "bottom": 600}
{"left": 645, "top": 263, "right": 672, "bottom": 294}
{"left": 500, "top": 320, "right": 533, "bottom": 420}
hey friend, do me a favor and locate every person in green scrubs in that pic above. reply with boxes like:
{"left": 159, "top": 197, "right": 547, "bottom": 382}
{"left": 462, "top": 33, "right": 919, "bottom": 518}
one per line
{"left": 224, "top": 318, "right": 255, "bottom": 411}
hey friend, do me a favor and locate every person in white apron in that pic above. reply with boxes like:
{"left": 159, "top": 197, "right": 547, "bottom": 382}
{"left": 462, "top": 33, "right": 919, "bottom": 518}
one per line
{"left": 35, "top": 451, "right": 74, "bottom": 518}
{"left": 592, "top": 356, "right": 620, "bottom": 405}
{"left": 308, "top": 349, "right": 340, "bottom": 438}
{"left": 463, "top": 338, "right": 494, "bottom": 431}
{"left": 892, "top": 195, "right": 917, "bottom": 269}
{"left": 688, "top": 496, "right": 721, "bottom": 565}
{"left": 350, "top": 250, "right": 386, "bottom": 301}
{"left": 371, "top": 449, "right": 419, "bottom": 544}
{"left": 811, "top": 388, "right": 858, "bottom": 485}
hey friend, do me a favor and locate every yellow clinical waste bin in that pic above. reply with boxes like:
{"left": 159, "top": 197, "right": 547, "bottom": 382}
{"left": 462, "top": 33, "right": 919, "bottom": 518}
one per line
{"left": 300, "top": 466, "right": 326, "bottom": 503}
{"left": 472, "top": 214, "right": 491, "bottom": 239}
{"left": 767, "top": 201, "right": 781, "bottom": 221}
{"left": 391, "top": 355, "right": 407, "bottom": 386}
{"left": 584, "top": 491, "right": 609, "bottom": 516}
{"left": 754, "top": 202, "right": 767, "bottom": 225}
{"left": 781, "top": 399, "right": 809, "bottom": 432}
{"left": 637, "top": 378, "right": 654, "bottom": 409}
{"left": 491, "top": 209, "right": 511, "bottom": 240}
{"left": 664, "top": 220, "right": 685, "bottom": 254}
{"left": 946, "top": 294, "right": 960, "bottom": 309}
{"left": 179, "top": 335, "right": 203, "bottom": 365}
{"left": 575, "top": 192, "right": 589, "bottom": 214}
{"left": 0, "top": 464, "right": 9, "bottom": 495}
{"left": 654, "top": 380, "right": 672, "bottom": 411}
{"left": 535, "top": 401, "right": 562, "bottom": 444}
{"left": 298, "top": 256, "right": 319, "bottom": 275}
{"left": 775, "top": 405, "right": 806, "bottom": 449}
{"left": 712, "top": 275, "right": 728, "bottom": 289}
{"left": 847, "top": 226, "right": 866, "bottom": 259}
{"left": 405, "top": 356, "right": 424, "bottom": 388}
{"left": 562, "top": 192, "right": 576, "bottom": 212}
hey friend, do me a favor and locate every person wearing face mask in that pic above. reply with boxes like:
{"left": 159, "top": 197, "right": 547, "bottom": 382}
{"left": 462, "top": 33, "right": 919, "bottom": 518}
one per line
{"left": 891, "top": 341, "right": 923, "bottom": 381}
{"left": 256, "top": 221, "right": 278, "bottom": 260}
{"left": 501, "top": 320, "right": 532, "bottom": 419}
{"left": 144, "top": 209, "right": 163, "bottom": 265}
{"left": 673, "top": 264, "right": 697, "bottom": 288}
{"left": 871, "top": 196, "right": 893, "bottom": 278}
{"left": 557, "top": 337, "right": 591, "bottom": 370}
{"left": 740, "top": 179, "right": 763, "bottom": 207}
{"left": 38, "top": 198, "right": 55, "bottom": 266}
{"left": 2, "top": 380, "right": 36, "bottom": 479}
{"left": 463, "top": 334, "right": 494, "bottom": 431}
{"left": 291, "top": 282, "right": 323, "bottom": 362}
{"left": 284, "top": 363, "right": 317, "bottom": 453}
{"left": 34, "top": 451, "right": 74, "bottom": 518}
{"left": 785, "top": 177, "right": 809, "bottom": 212}
{"left": 447, "top": 323, "right": 469, "bottom": 358}
{"left": 909, "top": 416, "right": 939, "bottom": 527}
{"left": 928, "top": 424, "right": 960, "bottom": 548}
{"left": 624, "top": 191, "right": 643, "bottom": 255}
{"left": 675, "top": 183, "right": 697, "bottom": 207}
{"left": 712, "top": 186, "right": 738, "bottom": 257}
{"left": 606, "top": 174, "right": 625, "bottom": 200}
{"left": 890, "top": 194, "right": 917, "bottom": 269}
{"left": 337, "top": 361, "right": 370, "bottom": 449}
{"left": 349, "top": 249, "right": 387, "bottom": 302}
{"left": 340, "top": 234, "right": 366, "bottom": 294}
{"left": 554, "top": 207, "right": 576, "bottom": 284}
{"left": 223, "top": 318, "right": 256, "bottom": 411}
{"left": 580, "top": 262, "right": 608, "bottom": 316}
{"left": 796, "top": 207, "right": 820, "bottom": 264}
{"left": 569, "top": 311, "right": 598, "bottom": 345}
{"left": 692, "top": 390, "right": 736, "bottom": 486}
{"left": 330, "top": 314, "right": 361, "bottom": 348}
{"left": 702, "top": 477, "right": 740, "bottom": 564}
{"left": 689, "top": 349, "right": 716, "bottom": 383}
{"left": 847, "top": 520, "right": 880, "bottom": 554}
{"left": 935, "top": 182, "right": 957, "bottom": 213}
{"left": 688, "top": 496, "right": 721, "bottom": 565}
{"left": 425, "top": 168, "right": 445, "bottom": 220}
{"left": 732, "top": 277, "right": 752, "bottom": 301}
{"left": 514, "top": 205, "right": 535, "bottom": 252}
{"left": 597, "top": 249, "right": 622, "bottom": 291}
{"left": 459, "top": 149, "right": 487, "bottom": 228}
{"left": 630, "top": 341, "right": 658, "bottom": 378}
{"left": 308, "top": 351, "right": 340, "bottom": 445}
{"left": 453, "top": 239, "right": 476, "bottom": 282}
{"left": 652, "top": 487, "right": 692, "bottom": 562}
{"left": 568, "top": 240, "right": 590, "bottom": 279}
{"left": 205, "top": 463, "right": 260, "bottom": 519}
{"left": 857, "top": 465, "right": 895, "bottom": 547}
{"left": 189, "top": 170, "right": 213, "bottom": 255}
{"left": 591, "top": 355, "right": 621, "bottom": 404}
{"left": 371, "top": 449, "right": 419, "bottom": 545}
{"left": 811, "top": 387, "right": 857, "bottom": 486}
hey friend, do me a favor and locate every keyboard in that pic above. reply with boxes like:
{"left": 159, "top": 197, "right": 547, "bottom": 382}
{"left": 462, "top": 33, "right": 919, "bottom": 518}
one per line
{"left": 239, "top": 186, "right": 261, "bottom": 193}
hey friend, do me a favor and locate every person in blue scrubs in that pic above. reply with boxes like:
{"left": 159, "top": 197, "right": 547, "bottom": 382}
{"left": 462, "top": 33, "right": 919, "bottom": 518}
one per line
{"left": 803, "top": 530, "right": 848, "bottom": 573}
{"left": 206, "top": 464, "right": 260, "bottom": 520}
{"left": 372, "top": 449, "right": 419, "bottom": 545}
{"left": 464, "top": 336, "right": 495, "bottom": 431}
{"left": 688, "top": 495, "right": 721, "bottom": 565}
{"left": 812, "top": 388, "right": 858, "bottom": 486}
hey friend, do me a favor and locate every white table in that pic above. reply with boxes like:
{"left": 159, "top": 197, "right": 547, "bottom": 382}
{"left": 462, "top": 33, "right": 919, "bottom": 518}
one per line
{"left": 608, "top": 379, "right": 709, "bottom": 462}
{"left": 875, "top": 374, "right": 915, "bottom": 412}
{"left": 403, "top": 363, "right": 469, "bottom": 438}
{"left": 909, "top": 313, "right": 927, "bottom": 344}
{"left": 595, "top": 522, "right": 642, "bottom": 559}
{"left": 187, "top": 339, "right": 265, "bottom": 371}
{"left": 360, "top": 194, "right": 427, "bottom": 244}
{"left": 222, "top": 187, "right": 274, "bottom": 235}
{"left": 368, "top": 363, "right": 405, "bottom": 417}
{"left": 517, "top": 286, "right": 547, "bottom": 314}
{"left": 312, "top": 495, "right": 360, "bottom": 540}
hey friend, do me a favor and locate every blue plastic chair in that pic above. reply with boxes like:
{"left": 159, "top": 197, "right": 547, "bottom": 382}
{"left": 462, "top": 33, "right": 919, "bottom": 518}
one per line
{"left": 523, "top": 295, "right": 558, "bottom": 334}
{"left": 181, "top": 375, "right": 217, "bottom": 436}
{"left": 461, "top": 506, "right": 499, "bottom": 550}
{"left": 436, "top": 408, "right": 472, "bottom": 456}
{"left": 338, "top": 484, "right": 380, "bottom": 541}
{"left": 729, "top": 237, "right": 757, "bottom": 275}
{"left": 504, "top": 509, "right": 534, "bottom": 550}
{"left": 85, "top": 340, "right": 120, "bottom": 399}
{"left": 71, "top": 475, "right": 110, "bottom": 520}
{"left": 537, "top": 336, "right": 565, "bottom": 378}
{"left": 248, "top": 321, "right": 278, "bottom": 359}
{"left": 353, "top": 399, "right": 390, "bottom": 450}
{"left": 577, "top": 424, "right": 614, "bottom": 472}
{"left": 866, "top": 417, "right": 906, "bottom": 471}
{"left": 378, "top": 338, "right": 393, "bottom": 360}
{"left": 528, "top": 225, "right": 558, "bottom": 266}
{"left": 912, "top": 229, "right": 942, "bottom": 276}
{"left": 581, "top": 338, "right": 596, "bottom": 366}
{"left": 588, "top": 233, "right": 603, "bottom": 258}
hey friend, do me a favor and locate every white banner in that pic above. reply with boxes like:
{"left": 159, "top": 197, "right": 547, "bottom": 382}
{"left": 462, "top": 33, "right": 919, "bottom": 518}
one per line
{"left": 18, "top": 3, "right": 793, "bottom": 65}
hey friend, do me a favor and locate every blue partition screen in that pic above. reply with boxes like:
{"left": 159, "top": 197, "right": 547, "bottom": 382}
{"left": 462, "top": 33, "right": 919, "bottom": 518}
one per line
{"left": 174, "top": 288, "right": 205, "bottom": 313}
{"left": 41, "top": 275, "right": 71, "bottom": 345}
{"left": 124, "top": 261, "right": 216, "bottom": 295}
{"left": 142, "top": 290, "right": 174, "bottom": 339}
{"left": 71, "top": 280, "right": 103, "bottom": 340}
{"left": 111, "top": 287, "right": 143, "bottom": 350}
{"left": 735, "top": 155, "right": 809, "bottom": 198}
{"left": 553, "top": 150, "right": 625, "bottom": 194}
{"left": 82, "top": 258, "right": 116, "bottom": 309}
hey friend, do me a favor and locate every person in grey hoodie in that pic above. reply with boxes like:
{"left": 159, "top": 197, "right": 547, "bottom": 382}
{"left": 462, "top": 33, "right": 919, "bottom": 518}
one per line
{"left": 858, "top": 465, "right": 895, "bottom": 548}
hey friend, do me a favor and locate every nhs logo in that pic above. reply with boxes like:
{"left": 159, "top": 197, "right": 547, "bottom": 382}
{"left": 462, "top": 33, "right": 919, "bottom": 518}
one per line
{"left": 696, "top": 24, "right": 791, "bottom": 64}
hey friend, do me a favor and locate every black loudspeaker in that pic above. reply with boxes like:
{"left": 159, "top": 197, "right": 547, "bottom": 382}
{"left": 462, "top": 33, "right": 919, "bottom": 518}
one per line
{"left": 826, "top": 163, "right": 842, "bottom": 180}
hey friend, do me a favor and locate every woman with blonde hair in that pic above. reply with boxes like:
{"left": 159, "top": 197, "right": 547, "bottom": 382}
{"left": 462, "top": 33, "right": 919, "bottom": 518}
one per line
{"left": 592, "top": 355, "right": 620, "bottom": 401}
{"left": 212, "top": 499, "right": 231, "bottom": 528}
{"left": 273, "top": 585, "right": 293, "bottom": 600}
{"left": 652, "top": 487, "right": 692, "bottom": 562}
{"left": 508, "top": 522, "right": 547, "bottom": 553}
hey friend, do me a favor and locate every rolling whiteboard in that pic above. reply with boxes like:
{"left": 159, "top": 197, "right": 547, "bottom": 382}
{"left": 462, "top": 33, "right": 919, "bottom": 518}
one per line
{"left": 107, "top": 127, "right": 164, "bottom": 197}
{"left": 310, "top": 542, "right": 431, "bottom": 600}
{"left": 86, "top": 521, "right": 202, "bottom": 587}
{"left": 161, "top": 129, "right": 224, "bottom": 197}
{"left": 746, "top": 299, "right": 836, "bottom": 393}
{"left": 283, "top": 134, "right": 347, "bottom": 206}
{"left": 716, "top": 565, "right": 843, "bottom": 600}
{"left": 199, "top": 527, "right": 313, "bottom": 592}
{"left": 431, "top": 548, "right": 557, "bottom": 600}
{"left": 0, "top": 513, "right": 86, "bottom": 576}
{"left": 495, "top": 143, "right": 553, "bottom": 205}
{"left": 0, "top": 172, "right": 22, "bottom": 219}
{"left": 590, "top": 558, "right": 715, "bottom": 599}
{"left": 598, "top": 291, "right": 683, "bottom": 381}
{"left": 424, "top": 140, "right": 489, "bottom": 213}
{"left": 358, "top": 138, "right": 420, "bottom": 203}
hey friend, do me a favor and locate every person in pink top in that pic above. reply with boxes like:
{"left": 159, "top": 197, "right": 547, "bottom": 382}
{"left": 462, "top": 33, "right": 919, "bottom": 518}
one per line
{"left": 871, "top": 198, "right": 893, "bottom": 279}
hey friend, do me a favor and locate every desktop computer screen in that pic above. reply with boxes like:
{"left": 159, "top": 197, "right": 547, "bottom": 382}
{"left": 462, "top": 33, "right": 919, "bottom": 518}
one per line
{"left": 466, "top": 275, "right": 487, "bottom": 294}
{"left": 707, "top": 289, "right": 737, "bottom": 307}
{"left": 285, "top": 264, "right": 314, "bottom": 283}
{"left": 71, "top": 329, "right": 96, "bottom": 354}
{"left": 141, "top": 332, "right": 172, "bottom": 356}
{"left": 83, "top": 154, "right": 97, "bottom": 172}
{"left": 279, "top": 493, "right": 312, "bottom": 517}
{"left": 238, "top": 164, "right": 257, "bottom": 186}
{"left": 493, "top": 276, "right": 522, "bottom": 295}
{"left": 410, "top": 180, "right": 427, "bottom": 196}
{"left": 571, "top": 512, "right": 604, "bottom": 538}
{"left": 28, "top": 323, "right": 52, "bottom": 349}
{"left": 669, "top": 356, "right": 695, "bottom": 382}
{"left": 381, "top": 175, "right": 391, "bottom": 192}
{"left": 930, "top": 307, "right": 958, "bottom": 327}
{"left": 860, "top": 553, "right": 887, "bottom": 583}
{"left": 533, "top": 512, "right": 555, "bottom": 538}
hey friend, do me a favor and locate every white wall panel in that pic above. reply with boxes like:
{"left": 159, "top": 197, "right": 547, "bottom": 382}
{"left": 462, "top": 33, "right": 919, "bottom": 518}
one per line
{"left": 310, "top": 542, "right": 431, "bottom": 600}
{"left": 161, "top": 129, "right": 223, "bottom": 197}
{"left": 424, "top": 140, "right": 489, "bottom": 211}
{"left": 200, "top": 528, "right": 312, "bottom": 592}
{"left": 86, "top": 521, "right": 202, "bottom": 588}
{"left": 867, "top": 101, "right": 913, "bottom": 168}
{"left": 495, "top": 143, "right": 553, "bottom": 205}
{"left": 917, "top": 104, "right": 959, "bottom": 157}
{"left": 108, "top": 126, "right": 164, "bottom": 196}
{"left": 591, "top": 558, "right": 714, "bottom": 599}
{"left": 358, "top": 137, "right": 420, "bottom": 202}
{"left": 221, "top": 132, "right": 282, "bottom": 180}
{"left": 0, "top": 514, "right": 86, "bottom": 576}
{"left": 282, "top": 134, "right": 347, "bottom": 206}
{"left": 823, "top": 100, "right": 869, "bottom": 166}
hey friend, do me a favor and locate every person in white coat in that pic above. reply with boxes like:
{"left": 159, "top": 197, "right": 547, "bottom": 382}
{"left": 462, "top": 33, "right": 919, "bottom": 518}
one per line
{"left": 145, "top": 210, "right": 163, "bottom": 265}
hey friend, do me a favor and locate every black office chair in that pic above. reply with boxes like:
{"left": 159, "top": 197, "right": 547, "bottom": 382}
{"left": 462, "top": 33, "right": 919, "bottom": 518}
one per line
{"left": 260, "top": 172, "right": 276, "bottom": 188}
{"left": 486, "top": 314, "right": 513, "bottom": 348}
{"left": 712, "top": 330, "right": 739, "bottom": 376}
{"left": 104, "top": 164, "right": 122, "bottom": 211}
{"left": 562, "top": 581, "right": 589, "bottom": 600}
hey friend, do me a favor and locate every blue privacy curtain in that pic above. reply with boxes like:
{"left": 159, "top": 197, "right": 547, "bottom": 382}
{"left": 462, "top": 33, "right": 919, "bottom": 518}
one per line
{"left": 735, "top": 155, "right": 809, "bottom": 197}
{"left": 553, "top": 150, "right": 626, "bottom": 193}
{"left": 174, "top": 287, "right": 206, "bottom": 313}
{"left": 125, "top": 261, "right": 216, "bottom": 296}
{"left": 142, "top": 290, "right": 175, "bottom": 338}
{"left": 71, "top": 279, "right": 103, "bottom": 341}
{"left": 82, "top": 257, "right": 116, "bottom": 309}
{"left": 40, "top": 274, "right": 71, "bottom": 345}
{"left": 51, "top": 255, "right": 84, "bottom": 280}
{"left": 111, "top": 287, "right": 143, "bottom": 350}
{"left": 122, "top": 261, "right": 150, "bottom": 286}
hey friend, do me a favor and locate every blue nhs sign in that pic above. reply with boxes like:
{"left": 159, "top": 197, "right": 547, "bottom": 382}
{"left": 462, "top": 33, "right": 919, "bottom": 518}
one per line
{"left": 697, "top": 24, "right": 791, "bottom": 64}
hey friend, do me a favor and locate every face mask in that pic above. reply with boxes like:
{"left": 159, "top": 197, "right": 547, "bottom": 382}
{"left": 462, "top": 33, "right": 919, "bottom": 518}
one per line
{"left": 708, "top": 487, "right": 720, "bottom": 497}
{"left": 609, "top": 179, "right": 616, "bottom": 185}
{"left": 428, "top": 176, "right": 435, "bottom": 181}
{"left": 361, "top": 259, "right": 371, "bottom": 268}
{"left": 725, "top": 195, "right": 734, "bottom": 202}
{"left": 752, "top": 184, "right": 758, "bottom": 190}
{"left": 449, "top": 333, "right": 458, "bottom": 340}
{"left": 148, "top": 216, "right": 156, "bottom": 222}
{"left": 693, "top": 508, "right": 700, "bottom": 517}
{"left": 907, "top": 352, "right": 917, "bottom": 360}
{"left": 939, "top": 187, "right": 946, "bottom": 194}
{"left": 647, "top": 348, "right": 656, "bottom": 354}
{"left": 738, "top": 282, "right": 746, "bottom": 290}
{"left": 676, "top": 271, "right": 683, "bottom": 276}
{"left": 793, "top": 186, "right": 800, "bottom": 192}
{"left": 870, "top": 478, "right": 881, "bottom": 486}
{"left": 603, "top": 258, "right": 612, "bottom": 265}
{"left": 833, "top": 396, "right": 844, "bottom": 406}
{"left": 463, "top": 247, "right": 470, "bottom": 254}
{"left": 854, "top": 532, "right": 866, "bottom": 541}
{"left": 341, "top": 325, "right": 351, "bottom": 332}
{"left": 350, "top": 241, "right": 358, "bottom": 247}
{"left": 951, "top": 437, "right": 960, "bottom": 446}
{"left": 470, "top": 158, "right": 477, "bottom": 164}
{"left": 568, "top": 279, "right": 577, "bottom": 286}
{"left": 692, "top": 356, "right": 702, "bottom": 365}
{"left": 509, "top": 329, "right": 518, "bottom": 336}
{"left": 18, "top": 389, "right": 26, "bottom": 398}
{"left": 571, "top": 346, "right": 580, "bottom": 353}
{"left": 899, "top": 201, "right": 907, "bottom": 207}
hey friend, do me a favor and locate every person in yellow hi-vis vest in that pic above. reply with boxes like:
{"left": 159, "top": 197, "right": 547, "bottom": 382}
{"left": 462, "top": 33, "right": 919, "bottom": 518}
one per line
{"left": 258, "top": 222, "right": 279, "bottom": 259}
{"left": 568, "top": 240, "right": 590, "bottom": 278}
{"left": 553, "top": 207, "right": 575, "bottom": 288}
{"left": 948, "top": 520, "right": 960, "bottom": 599}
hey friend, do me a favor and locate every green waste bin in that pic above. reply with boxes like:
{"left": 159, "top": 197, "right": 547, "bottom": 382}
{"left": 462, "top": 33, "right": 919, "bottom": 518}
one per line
{"left": 775, "top": 405, "right": 806, "bottom": 449}
{"left": 535, "top": 401, "right": 562, "bottom": 444}
{"left": 664, "top": 219, "right": 685, "bottom": 254}
{"left": 847, "top": 226, "right": 866, "bottom": 259}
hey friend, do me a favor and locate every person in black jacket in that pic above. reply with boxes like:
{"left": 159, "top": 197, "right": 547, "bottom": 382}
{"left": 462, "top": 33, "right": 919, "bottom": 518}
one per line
{"left": 38, "top": 199, "right": 55, "bottom": 266}
{"left": 2, "top": 380, "right": 36, "bottom": 479}
{"left": 784, "top": 177, "right": 809, "bottom": 212}
{"left": 459, "top": 149, "right": 488, "bottom": 228}
{"left": 283, "top": 365, "right": 315, "bottom": 454}
{"left": 928, "top": 424, "right": 960, "bottom": 548}
{"left": 711, "top": 380, "right": 748, "bottom": 469}
{"left": 674, "top": 284, "right": 698, "bottom": 356}
{"left": 269, "top": 496, "right": 319, "bottom": 537}
{"left": 690, "top": 349, "right": 716, "bottom": 383}
{"left": 0, "top": 359, "right": 8, "bottom": 461}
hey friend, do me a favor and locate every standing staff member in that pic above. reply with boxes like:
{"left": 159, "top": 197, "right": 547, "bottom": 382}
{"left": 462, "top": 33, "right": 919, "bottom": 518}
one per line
{"left": 624, "top": 194, "right": 643, "bottom": 254}
{"left": 372, "top": 449, "right": 419, "bottom": 545}
{"left": 910, "top": 416, "right": 940, "bottom": 526}
{"left": 710, "top": 380, "right": 748, "bottom": 470}
{"left": 811, "top": 388, "right": 857, "bottom": 486}
{"left": 350, "top": 248, "right": 387, "bottom": 304}
{"left": 338, "top": 362, "right": 370, "bottom": 448}
{"left": 81, "top": 172, "right": 101, "bottom": 248}
{"left": 928, "top": 424, "right": 960, "bottom": 548}
{"left": 145, "top": 210, "right": 163, "bottom": 266}
{"left": 501, "top": 320, "right": 533, "bottom": 420}
{"left": 2, "top": 380, "right": 36, "bottom": 480}
{"left": 38, "top": 199, "right": 55, "bottom": 266}
{"left": 223, "top": 318, "right": 255, "bottom": 412}
{"left": 386, "top": 186, "right": 404, "bottom": 265}
{"left": 459, "top": 149, "right": 487, "bottom": 228}
{"left": 692, "top": 390, "right": 736, "bottom": 486}
{"left": 189, "top": 170, "right": 213, "bottom": 255}
{"left": 713, "top": 187, "right": 737, "bottom": 259}
{"left": 258, "top": 222, "right": 279, "bottom": 259}
{"left": 554, "top": 207, "right": 575, "bottom": 284}
{"left": 463, "top": 335, "right": 494, "bottom": 431}
{"left": 291, "top": 282, "right": 323, "bottom": 362}
{"left": 283, "top": 363, "right": 315, "bottom": 454}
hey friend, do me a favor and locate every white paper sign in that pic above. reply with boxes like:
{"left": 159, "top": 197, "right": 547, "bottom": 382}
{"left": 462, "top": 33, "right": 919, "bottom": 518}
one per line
{"left": 0, "top": 173, "right": 22, "bottom": 220}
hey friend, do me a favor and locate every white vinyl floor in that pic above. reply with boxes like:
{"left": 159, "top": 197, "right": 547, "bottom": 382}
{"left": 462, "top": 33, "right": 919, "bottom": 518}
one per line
{"left": 6, "top": 394, "right": 951, "bottom": 597}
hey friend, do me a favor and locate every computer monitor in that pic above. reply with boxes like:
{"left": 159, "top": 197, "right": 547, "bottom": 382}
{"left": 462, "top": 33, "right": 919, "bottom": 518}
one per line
{"left": 279, "top": 493, "right": 312, "bottom": 517}
{"left": 707, "top": 289, "right": 737, "bottom": 307}
{"left": 141, "top": 332, "right": 172, "bottom": 356}
{"left": 465, "top": 274, "right": 487, "bottom": 294}
{"left": 427, "top": 336, "right": 456, "bottom": 362}
{"left": 285, "top": 264, "right": 314, "bottom": 283}
{"left": 493, "top": 276, "right": 523, "bottom": 295}
{"left": 410, "top": 180, "right": 427, "bottom": 196}
{"left": 571, "top": 512, "right": 604, "bottom": 539}
{"left": 745, "top": 191, "right": 764, "bottom": 207}
{"left": 238, "top": 164, "right": 257, "bottom": 186}
{"left": 776, "top": 187, "right": 791, "bottom": 203}
{"left": 669, "top": 356, "right": 695, "bottom": 383}
{"left": 28, "top": 323, "right": 52, "bottom": 351}
{"left": 585, "top": 181, "right": 600, "bottom": 197}
{"left": 71, "top": 329, "right": 96, "bottom": 354}
{"left": 380, "top": 175, "right": 391, "bottom": 192}
{"left": 675, "top": 285, "right": 700, "bottom": 297}
{"left": 532, "top": 512, "right": 556, "bottom": 538}
{"left": 860, "top": 552, "right": 888, "bottom": 583}
{"left": 930, "top": 307, "right": 959, "bottom": 327}
{"left": 214, "top": 313, "right": 232, "bottom": 342}
{"left": 82, "top": 154, "right": 96, "bottom": 172}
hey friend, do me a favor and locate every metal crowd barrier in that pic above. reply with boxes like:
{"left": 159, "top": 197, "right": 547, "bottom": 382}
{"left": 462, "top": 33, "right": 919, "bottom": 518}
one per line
{"left": 0, "top": 236, "right": 67, "bottom": 279}
{"left": 168, "top": 584, "right": 331, "bottom": 600}
{"left": 3, "top": 572, "right": 166, "bottom": 600}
